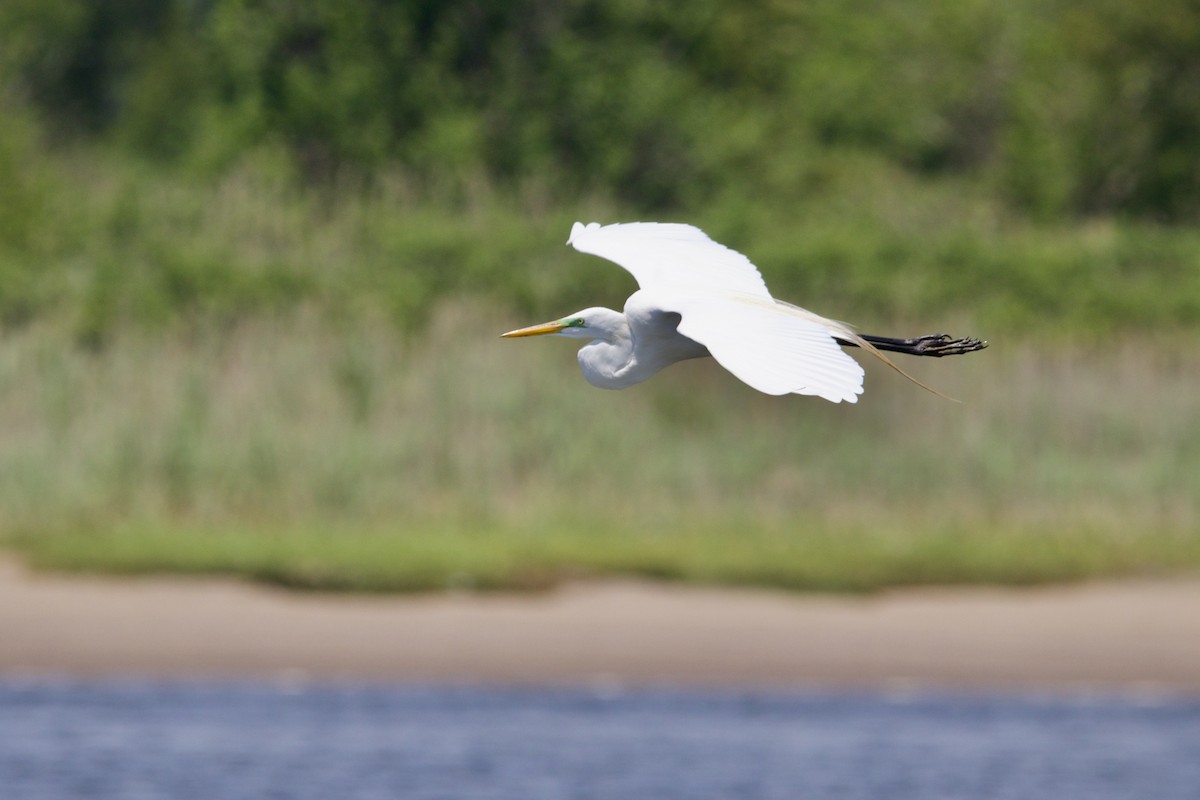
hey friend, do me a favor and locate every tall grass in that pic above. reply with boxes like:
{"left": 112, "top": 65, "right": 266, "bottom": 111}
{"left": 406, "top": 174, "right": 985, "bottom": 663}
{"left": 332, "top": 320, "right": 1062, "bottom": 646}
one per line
{"left": 4, "top": 304, "right": 1197, "bottom": 591}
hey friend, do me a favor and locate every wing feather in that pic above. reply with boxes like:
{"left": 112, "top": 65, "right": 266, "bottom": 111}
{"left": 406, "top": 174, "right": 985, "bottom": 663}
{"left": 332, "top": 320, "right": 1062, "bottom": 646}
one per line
{"left": 672, "top": 294, "right": 865, "bottom": 403}
{"left": 568, "top": 221, "right": 864, "bottom": 402}
{"left": 568, "top": 221, "right": 772, "bottom": 298}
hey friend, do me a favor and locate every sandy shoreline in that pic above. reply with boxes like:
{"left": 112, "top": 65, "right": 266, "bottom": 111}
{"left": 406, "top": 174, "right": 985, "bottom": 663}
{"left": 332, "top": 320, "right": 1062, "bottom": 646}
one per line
{"left": 2, "top": 556, "right": 1198, "bottom": 692}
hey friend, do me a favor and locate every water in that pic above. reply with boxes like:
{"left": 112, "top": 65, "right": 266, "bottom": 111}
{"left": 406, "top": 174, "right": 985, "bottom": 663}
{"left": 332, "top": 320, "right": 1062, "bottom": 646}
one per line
{"left": 2, "top": 679, "right": 1198, "bottom": 800}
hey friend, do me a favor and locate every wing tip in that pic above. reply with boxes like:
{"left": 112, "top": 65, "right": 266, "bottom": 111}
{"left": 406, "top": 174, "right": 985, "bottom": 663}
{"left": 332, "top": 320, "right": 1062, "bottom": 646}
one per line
{"left": 567, "top": 220, "right": 714, "bottom": 248}
{"left": 567, "top": 221, "right": 601, "bottom": 246}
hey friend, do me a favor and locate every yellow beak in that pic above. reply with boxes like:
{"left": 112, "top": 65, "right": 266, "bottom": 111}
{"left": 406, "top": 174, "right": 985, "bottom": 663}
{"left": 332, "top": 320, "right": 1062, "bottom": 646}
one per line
{"left": 500, "top": 320, "right": 568, "bottom": 338}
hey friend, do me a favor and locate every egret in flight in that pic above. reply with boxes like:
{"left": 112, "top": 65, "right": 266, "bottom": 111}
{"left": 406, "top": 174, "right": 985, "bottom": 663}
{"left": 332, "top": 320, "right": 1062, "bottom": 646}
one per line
{"left": 502, "top": 222, "right": 986, "bottom": 403}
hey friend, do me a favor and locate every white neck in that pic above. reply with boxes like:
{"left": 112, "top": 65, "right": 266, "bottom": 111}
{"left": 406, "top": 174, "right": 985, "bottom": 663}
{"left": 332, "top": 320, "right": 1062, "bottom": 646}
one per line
{"left": 555, "top": 303, "right": 707, "bottom": 389}
{"left": 574, "top": 310, "right": 640, "bottom": 389}
{"left": 574, "top": 305, "right": 708, "bottom": 389}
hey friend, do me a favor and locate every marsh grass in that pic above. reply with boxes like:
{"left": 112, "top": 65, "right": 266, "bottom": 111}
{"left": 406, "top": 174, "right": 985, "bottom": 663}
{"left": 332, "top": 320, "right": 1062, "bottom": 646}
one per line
{"left": 3, "top": 303, "right": 1197, "bottom": 592}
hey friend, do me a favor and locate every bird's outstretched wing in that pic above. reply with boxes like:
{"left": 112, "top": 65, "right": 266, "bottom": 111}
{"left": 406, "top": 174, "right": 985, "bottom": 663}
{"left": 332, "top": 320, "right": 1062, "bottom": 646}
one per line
{"left": 567, "top": 221, "right": 772, "bottom": 298}
{"left": 672, "top": 294, "right": 865, "bottom": 402}
{"left": 569, "top": 221, "right": 864, "bottom": 403}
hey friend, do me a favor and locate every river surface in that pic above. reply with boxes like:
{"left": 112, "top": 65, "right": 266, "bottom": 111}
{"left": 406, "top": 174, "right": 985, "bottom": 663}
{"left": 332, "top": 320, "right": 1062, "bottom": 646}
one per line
{"left": 2, "top": 678, "right": 1198, "bottom": 799}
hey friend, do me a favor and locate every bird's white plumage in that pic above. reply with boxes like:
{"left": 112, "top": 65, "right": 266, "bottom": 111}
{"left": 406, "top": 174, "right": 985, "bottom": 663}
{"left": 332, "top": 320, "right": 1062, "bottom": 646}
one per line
{"left": 568, "top": 221, "right": 772, "bottom": 299}
{"left": 504, "top": 221, "right": 984, "bottom": 401}
{"left": 567, "top": 221, "right": 864, "bottom": 403}
{"left": 672, "top": 294, "right": 864, "bottom": 401}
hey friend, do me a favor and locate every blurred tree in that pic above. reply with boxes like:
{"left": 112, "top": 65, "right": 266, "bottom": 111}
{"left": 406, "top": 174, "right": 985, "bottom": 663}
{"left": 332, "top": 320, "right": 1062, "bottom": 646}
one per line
{"left": 1066, "top": 0, "right": 1200, "bottom": 218}
{"left": 1, "top": 0, "right": 1198, "bottom": 219}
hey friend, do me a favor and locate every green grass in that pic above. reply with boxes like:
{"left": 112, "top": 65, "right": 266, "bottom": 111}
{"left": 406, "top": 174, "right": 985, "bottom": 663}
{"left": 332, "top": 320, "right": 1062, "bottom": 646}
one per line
{"left": 2, "top": 304, "right": 1197, "bottom": 592}
{"left": 2, "top": 129, "right": 1199, "bottom": 345}
{"left": 13, "top": 522, "right": 1200, "bottom": 595}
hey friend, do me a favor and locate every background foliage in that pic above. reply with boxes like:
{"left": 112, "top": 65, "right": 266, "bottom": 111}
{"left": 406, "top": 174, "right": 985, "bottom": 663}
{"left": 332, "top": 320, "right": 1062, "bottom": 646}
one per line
{"left": 0, "top": 0, "right": 1197, "bottom": 589}
{"left": 2, "top": 0, "right": 1199, "bottom": 338}
{"left": 6, "top": 0, "right": 1200, "bottom": 218}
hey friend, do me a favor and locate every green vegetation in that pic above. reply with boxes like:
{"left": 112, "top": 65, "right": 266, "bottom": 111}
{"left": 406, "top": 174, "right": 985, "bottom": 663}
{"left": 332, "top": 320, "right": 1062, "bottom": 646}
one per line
{"left": 5, "top": 0, "right": 1199, "bottom": 219}
{"left": 0, "top": 133, "right": 1197, "bottom": 345}
{"left": 0, "top": 1, "right": 1197, "bottom": 591}
{"left": 18, "top": 524, "right": 1200, "bottom": 594}
{"left": 3, "top": 307, "right": 1197, "bottom": 591}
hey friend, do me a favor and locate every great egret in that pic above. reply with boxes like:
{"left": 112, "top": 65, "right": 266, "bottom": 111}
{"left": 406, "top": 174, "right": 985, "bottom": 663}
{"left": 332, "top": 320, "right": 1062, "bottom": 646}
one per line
{"left": 502, "top": 222, "right": 986, "bottom": 403}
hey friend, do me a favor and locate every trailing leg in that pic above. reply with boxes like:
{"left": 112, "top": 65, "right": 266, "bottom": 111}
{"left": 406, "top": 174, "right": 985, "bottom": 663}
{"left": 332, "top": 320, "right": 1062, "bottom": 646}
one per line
{"left": 839, "top": 332, "right": 988, "bottom": 357}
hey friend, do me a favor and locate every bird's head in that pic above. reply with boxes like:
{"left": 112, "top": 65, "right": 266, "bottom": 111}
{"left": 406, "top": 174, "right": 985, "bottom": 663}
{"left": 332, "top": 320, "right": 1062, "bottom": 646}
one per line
{"left": 500, "top": 308, "right": 624, "bottom": 340}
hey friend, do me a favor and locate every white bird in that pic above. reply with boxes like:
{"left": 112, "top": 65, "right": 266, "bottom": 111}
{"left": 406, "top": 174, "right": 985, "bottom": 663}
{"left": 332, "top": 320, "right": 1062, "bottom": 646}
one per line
{"left": 502, "top": 222, "right": 986, "bottom": 403}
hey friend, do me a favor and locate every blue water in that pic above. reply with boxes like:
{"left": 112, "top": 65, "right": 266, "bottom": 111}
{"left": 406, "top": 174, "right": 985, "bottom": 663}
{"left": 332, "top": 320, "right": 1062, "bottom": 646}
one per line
{"left": 2, "top": 679, "right": 1198, "bottom": 800}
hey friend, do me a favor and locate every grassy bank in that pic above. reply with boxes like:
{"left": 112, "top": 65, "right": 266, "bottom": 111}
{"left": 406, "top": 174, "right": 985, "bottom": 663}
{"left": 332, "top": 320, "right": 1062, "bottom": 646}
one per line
{"left": 16, "top": 524, "right": 1200, "bottom": 595}
{"left": 3, "top": 1, "right": 1198, "bottom": 594}
{"left": 4, "top": 304, "right": 1197, "bottom": 592}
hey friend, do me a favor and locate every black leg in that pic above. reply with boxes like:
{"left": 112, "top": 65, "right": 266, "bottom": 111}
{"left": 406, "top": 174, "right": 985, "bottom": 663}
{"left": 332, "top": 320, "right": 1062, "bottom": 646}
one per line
{"left": 841, "top": 332, "right": 988, "bottom": 357}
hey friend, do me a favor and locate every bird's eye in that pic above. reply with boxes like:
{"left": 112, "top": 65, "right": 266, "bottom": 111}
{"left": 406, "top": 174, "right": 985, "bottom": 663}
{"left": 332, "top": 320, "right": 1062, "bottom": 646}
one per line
{"left": 571, "top": 317, "right": 585, "bottom": 327}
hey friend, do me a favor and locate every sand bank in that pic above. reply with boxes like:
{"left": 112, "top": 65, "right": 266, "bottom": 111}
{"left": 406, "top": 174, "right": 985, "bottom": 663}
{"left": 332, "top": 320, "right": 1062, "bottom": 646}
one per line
{"left": 2, "top": 557, "right": 1197, "bottom": 691}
